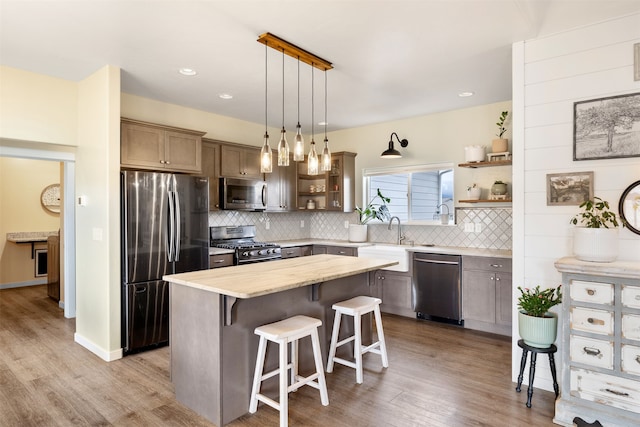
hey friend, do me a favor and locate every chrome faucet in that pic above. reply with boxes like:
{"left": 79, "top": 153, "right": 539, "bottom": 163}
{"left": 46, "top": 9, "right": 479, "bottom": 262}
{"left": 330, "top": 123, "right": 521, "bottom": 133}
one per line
{"left": 388, "top": 216, "right": 405, "bottom": 245}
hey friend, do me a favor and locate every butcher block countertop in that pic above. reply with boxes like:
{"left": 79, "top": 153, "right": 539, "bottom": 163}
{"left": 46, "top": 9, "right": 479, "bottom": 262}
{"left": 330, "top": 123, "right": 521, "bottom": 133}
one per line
{"left": 164, "top": 254, "right": 397, "bottom": 299}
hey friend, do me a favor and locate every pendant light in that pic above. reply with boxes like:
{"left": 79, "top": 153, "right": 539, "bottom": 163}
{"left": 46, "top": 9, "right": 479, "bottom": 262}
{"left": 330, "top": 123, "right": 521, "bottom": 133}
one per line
{"left": 277, "top": 48, "right": 290, "bottom": 166}
{"left": 321, "top": 69, "right": 331, "bottom": 172}
{"left": 260, "top": 44, "right": 272, "bottom": 173}
{"left": 307, "top": 65, "right": 319, "bottom": 176}
{"left": 293, "top": 57, "right": 305, "bottom": 162}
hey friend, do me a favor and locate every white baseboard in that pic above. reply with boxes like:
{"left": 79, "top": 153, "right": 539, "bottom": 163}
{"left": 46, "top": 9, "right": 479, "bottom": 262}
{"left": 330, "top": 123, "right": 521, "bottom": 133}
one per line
{"left": 74, "top": 333, "right": 123, "bottom": 362}
{"left": 0, "top": 279, "right": 47, "bottom": 290}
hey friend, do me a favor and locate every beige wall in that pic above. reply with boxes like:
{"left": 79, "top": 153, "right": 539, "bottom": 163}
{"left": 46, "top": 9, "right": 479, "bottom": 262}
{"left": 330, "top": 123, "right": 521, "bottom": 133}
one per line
{"left": 0, "top": 157, "right": 61, "bottom": 284}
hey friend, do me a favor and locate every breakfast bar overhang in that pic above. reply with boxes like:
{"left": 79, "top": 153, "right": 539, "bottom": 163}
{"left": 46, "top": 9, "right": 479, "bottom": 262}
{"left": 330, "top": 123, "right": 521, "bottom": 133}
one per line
{"left": 163, "top": 254, "right": 397, "bottom": 426}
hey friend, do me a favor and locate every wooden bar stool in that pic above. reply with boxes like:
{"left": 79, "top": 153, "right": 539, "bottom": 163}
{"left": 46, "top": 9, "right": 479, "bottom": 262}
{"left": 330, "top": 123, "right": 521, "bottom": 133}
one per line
{"left": 249, "top": 315, "right": 329, "bottom": 427}
{"left": 326, "top": 296, "right": 389, "bottom": 384}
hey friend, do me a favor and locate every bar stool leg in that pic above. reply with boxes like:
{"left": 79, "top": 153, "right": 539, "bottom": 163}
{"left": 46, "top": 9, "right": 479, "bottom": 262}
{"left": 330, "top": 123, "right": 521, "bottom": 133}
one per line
{"left": 279, "top": 339, "right": 288, "bottom": 427}
{"left": 526, "top": 352, "right": 537, "bottom": 408}
{"left": 326, "top": 310, "right": 341, "bottom": 373}
{"left": 515, "top": 348, "right": 528, "bottom": 393}
{"left": 290, "top": 339, "right": 298, "bottom": 389}
{"left": 548, "top": 353, "right": 559, "bottom": 399}
{"left": 373, "top": 306, "right": 389, "bottom": 368}
{"left": 311, "top": 329, "right": 329, "bottom": 406}
{"left": 249, "top": 336, "right": 267, "bottom": 413}
{"left": 354, "top": 312, "right": 363, "bottom": 384}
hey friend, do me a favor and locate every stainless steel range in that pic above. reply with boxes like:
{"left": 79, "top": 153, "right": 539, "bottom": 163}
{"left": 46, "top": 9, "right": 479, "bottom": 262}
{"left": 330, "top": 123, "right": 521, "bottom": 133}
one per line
{"left": 210, "top": 225, "right": 281, "bottom": 264}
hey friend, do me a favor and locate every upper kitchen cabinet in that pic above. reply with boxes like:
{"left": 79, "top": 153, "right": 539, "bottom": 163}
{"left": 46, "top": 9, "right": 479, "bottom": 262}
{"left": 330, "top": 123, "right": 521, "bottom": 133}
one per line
{"left": 121, "top": 118, "right": 205, "bottom": 173}
{"left": 297, "top": 152, "right": 356, "bottom": 212}
{"left": 265, "top": 151, "right": 297, "bottom": 212}
{"left": 202, "top": 139, "right": 221, "bottom": 211}
{"left": 219, "top": 143, "right": 262, "bottom": 180}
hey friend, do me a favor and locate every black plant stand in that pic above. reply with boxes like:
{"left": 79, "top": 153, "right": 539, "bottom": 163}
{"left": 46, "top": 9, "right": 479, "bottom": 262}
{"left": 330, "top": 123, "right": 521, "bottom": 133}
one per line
{"left": 515, "top": 339, "right": 559, "bottom": 408}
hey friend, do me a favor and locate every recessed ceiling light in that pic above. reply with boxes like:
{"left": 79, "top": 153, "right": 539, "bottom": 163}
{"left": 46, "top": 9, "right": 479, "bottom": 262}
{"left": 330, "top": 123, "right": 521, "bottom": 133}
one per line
{"left": 179, "top": 68, "right": 197, "bottom": 76}
{"left": 458, "top": 91, "right": 474, "bottom": 97}
{"left": 218, "top": 93, "right": 233, "bottom": 100}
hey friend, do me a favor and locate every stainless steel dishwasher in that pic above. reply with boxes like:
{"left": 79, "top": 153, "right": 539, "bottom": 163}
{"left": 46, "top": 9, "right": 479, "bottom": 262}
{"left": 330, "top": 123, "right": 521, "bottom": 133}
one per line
{"left": 413, "top": 252, "right": 463, "bottom": 325}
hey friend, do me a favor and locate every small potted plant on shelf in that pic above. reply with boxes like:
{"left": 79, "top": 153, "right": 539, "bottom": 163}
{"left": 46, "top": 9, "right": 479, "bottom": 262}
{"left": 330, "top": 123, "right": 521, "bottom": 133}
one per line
{"left": 517, "top": 285, "right": 562, "bottom": 348}
{"left": 350, "top": 189, "right": 391, "bottom": 242}
{"left": 491, "top": 180, "right": 507, "bottom": 196}
{"left": 493, "top": 110, "right": 509, "bottom": 153}
{"left": 570, "top": 197, "right": 620, "bottom": 262}
{"left": 467, "top": 184, "right": 481, "bottom": 200}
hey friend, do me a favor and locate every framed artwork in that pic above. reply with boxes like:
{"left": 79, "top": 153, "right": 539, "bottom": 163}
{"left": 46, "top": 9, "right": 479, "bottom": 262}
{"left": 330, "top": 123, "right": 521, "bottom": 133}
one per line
{"left": 547, "top": 171, "right": 593, "bottom": 206}
{"left": 573, "top": 92, "right": 640, "bottom": 161}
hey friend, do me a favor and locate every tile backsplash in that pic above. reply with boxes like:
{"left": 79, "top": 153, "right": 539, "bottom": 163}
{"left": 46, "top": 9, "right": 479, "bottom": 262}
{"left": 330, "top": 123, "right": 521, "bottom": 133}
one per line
{"left": 208, "top": 207, "right": 512, "bottom": 250}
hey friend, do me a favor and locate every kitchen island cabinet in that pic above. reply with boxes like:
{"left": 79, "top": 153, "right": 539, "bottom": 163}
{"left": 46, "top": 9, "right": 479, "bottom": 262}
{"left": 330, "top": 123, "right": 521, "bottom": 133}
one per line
{"left": 164, "top": 255, "right": 396, "bottom": 426}
{"left": 369, "top": 270, "right": 414, "bottom": 318}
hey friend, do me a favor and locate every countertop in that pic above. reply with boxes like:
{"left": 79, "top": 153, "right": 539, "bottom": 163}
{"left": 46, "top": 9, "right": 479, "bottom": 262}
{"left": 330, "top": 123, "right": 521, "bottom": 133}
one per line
{"left": 164, "top": 254, "right": 397, "bottom": 298}
{"left": 6, "top": 231, "right": 58, "bottom": 243}
{"left": 555, "top": 256, "right": 640, "bottom": 279}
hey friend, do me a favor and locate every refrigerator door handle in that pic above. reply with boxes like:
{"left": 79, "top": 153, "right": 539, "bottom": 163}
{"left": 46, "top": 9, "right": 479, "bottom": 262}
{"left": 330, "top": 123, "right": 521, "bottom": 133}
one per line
{"left": 167, "top": 190, "right": 176, "bottom": 262}
{"left": 173, "top": 189, "right": 181, "bottom": 261}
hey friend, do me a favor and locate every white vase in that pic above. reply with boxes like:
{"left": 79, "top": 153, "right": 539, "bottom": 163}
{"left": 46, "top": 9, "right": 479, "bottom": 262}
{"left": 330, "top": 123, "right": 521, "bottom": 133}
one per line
{"left": 573, "top": 227, "right": 619, "bottom": 262}
{"left": 464, "top": 145, "right": 485, "bottom": 162}
{"left": 348, "top": 224, "right": 368, "bottom": 242}
{"left": 467, "top": 187, "right": 481, "bottom": 200}
{"left": 518, "top": 311, "right": 558, "bottom": 348}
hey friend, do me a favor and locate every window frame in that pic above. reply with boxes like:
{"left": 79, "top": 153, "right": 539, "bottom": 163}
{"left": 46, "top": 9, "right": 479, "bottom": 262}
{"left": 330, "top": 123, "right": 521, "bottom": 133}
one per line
{"left": 362, "top": 162, "right": 455, "bottom": 225}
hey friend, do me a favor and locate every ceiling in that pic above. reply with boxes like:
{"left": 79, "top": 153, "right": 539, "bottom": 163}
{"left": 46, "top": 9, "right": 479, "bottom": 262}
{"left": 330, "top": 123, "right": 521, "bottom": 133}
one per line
{"left": 2, "top": 1, "right": 639, "bottom": 132}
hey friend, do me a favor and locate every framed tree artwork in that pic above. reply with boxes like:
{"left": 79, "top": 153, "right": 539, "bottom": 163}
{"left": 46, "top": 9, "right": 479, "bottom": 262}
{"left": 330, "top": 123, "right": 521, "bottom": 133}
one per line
{"left": 573, "top": 92, "right": 640, "bottom": 161}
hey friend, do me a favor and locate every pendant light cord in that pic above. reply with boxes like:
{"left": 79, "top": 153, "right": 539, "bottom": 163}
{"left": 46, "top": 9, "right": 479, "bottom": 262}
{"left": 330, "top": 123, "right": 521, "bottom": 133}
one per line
{"left": 297, "top": 57, "right": 300, "bottom": 124}
{"left": 282, "top": 48, "right": 285, "bottom": 129}
{"left": 324, "top": 70, "right": 327, "bottom": 138}
{"left": 264, "top": 43, "right": 268, "bottom": 136}
{"left": 311, "top": 65, "right": 314, "bottom": 141}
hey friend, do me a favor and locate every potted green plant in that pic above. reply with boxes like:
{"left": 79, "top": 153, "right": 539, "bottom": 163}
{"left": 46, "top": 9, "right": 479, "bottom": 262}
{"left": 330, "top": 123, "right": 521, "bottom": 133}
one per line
{"left": 570, "top": 197, "right": 620, "bottom": 262}
{"left": 491, "top": 180, "right": 507, "bottom": 196}
{"left": 350, "top": 189, "right": 391, "bottom": 242}
{"left": 466, "top": 183, "right": 481, "bottom": 200}
{"left": 517, "top": 285, "right": 562, "bottom": 348}
{"left": 492, "top": 110, "right": 509, "bottom": 153}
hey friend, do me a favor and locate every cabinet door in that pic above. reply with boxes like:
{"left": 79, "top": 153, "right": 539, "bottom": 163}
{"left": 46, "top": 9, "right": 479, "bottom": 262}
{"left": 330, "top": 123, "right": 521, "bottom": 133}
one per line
{"left": 164, "top": 131, "right": 202, "bottom": 173}
{"left": 462, "top": 269, "right": 495, "bottom": 323}
{"left": 242, "top": 147, "right": 263, "bottom": 179}
{"left": 312, "top": 245, "right": 328, "bottom": 255}
{"left": 299, "top": 245, "right": 313, "bottom": 257}
{"left": 495, "top": 272, "right": 512, "bottom": 326}
{"left": 202, "top": 141, "right": 220, "bottom": 210}
{"left": 375, "top": 270, "right": 413, "bottom": 317}
{"left": 265, "top": 152, "right": 283, "bottom": 211}
{"left": 209, "top": 254, "right": 233, "bottom": 268}
{"left": 281, "top": 247, "right": 302, "bottom": 259}
{"left": 121, "top": 122, "right": 165, "bottom": 169}
{"left": 220, "top": 145, "right": 244, "bottom": 177}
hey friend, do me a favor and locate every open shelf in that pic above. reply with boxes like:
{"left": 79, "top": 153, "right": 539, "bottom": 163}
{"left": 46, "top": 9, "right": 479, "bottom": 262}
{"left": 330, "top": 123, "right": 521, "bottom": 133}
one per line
{"left": 458, "top": 160, "right": 512, "bottom": 168}
{"left": 459, "top": 199, "right": 512, "bottom": 203}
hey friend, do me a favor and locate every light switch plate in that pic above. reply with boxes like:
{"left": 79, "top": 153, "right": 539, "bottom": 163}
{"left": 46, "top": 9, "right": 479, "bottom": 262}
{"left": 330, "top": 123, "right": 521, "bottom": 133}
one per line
{"left": 464, "top": 223, "right": 474, "bottom": 233}
{"left": 475, "top": 223, "right": 482, "bottom": 233}
{"left": 300, "top": 220, "right": 305, "bottom": 228}
{"left": 344, "top": 221, "right": 350, "bottom": 229}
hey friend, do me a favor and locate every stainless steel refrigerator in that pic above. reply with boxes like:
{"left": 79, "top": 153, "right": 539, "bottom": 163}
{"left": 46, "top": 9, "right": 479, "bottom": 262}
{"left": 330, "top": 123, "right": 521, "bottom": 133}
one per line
{"left": 121, "top": 170, "right": 209, "bottom": 354}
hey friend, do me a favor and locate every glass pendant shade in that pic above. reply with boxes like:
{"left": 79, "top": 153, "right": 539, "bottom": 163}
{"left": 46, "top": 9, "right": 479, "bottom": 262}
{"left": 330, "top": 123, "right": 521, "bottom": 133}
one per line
{"left": 308, "top": 141, "right": 319, "bottom": 175}
{"left": 260, "top": 133, "right": 272, "bottom": 173}
{"left": 278, "top": 127, "right": 290, "bottom": 166}
{"left": 293, "top": 123, "right": 305, "bottom": 161}
{"left": 321, "top": 137, "right": 331, "bottom": 172}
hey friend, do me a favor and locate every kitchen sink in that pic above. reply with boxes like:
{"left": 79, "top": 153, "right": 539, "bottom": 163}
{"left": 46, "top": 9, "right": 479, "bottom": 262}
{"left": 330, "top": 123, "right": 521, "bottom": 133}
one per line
{"left": 357, "top": 244, "right": 410, "bottom": 272}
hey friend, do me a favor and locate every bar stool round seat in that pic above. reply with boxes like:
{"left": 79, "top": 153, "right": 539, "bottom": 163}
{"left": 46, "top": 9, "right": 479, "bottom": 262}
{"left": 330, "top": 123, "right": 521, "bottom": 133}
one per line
{"left": 249, "top": 315, "right": 329, "bottom": 427}
{"left": 326, "top": 296, "right": 389, "bottom": 384}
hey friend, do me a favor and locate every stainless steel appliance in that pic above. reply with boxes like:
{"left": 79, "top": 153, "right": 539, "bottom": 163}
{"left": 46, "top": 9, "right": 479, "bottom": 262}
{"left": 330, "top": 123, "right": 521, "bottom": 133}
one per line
{"left": 210, "top": 225, "right": 281, "bottom": 264}
{"left": 121, "top": 171, "right": 209, "bottom": 354}
{"left": 413, "top": 253, "right": 463, "bottom": 325}
{"left": 219, "top": 177, "right": 267, "bottom": 211}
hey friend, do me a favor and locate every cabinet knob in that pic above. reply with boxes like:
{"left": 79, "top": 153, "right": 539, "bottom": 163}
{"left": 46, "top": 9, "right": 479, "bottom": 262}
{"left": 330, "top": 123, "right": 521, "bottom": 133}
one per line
{"left": 490, "top": 264, "right": 502, "bottom": 268}
{"left": 213, "top": 259, "right": 225, "bottom": 264}
{"left": 160, "top": 160, "right": 165, "bottom": 164}
{"left": 165, "top": 161, "right": 170, "bottom": 165}
{"left": 496, "top": 277, "right": 500, "bottom": 281}
{"left": 587, "top": 317, "right": 605, "bottom": 326}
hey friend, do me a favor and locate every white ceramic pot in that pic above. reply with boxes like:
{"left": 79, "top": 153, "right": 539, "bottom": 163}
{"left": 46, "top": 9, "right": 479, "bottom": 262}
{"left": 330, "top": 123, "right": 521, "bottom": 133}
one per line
{"left": 464, "top": 145, "right": 485, "bottom": 163}
{"left": 518, "top": 311, "right": 558, "bottom": 348}
{"left": 348, "top": 224, "right": 368, "bottom": 242}
{"left": 573, "top": 227, "right": 619, "bottom": 262}
{"left": 467, "top": 187, "right": 481, "bottom": 200}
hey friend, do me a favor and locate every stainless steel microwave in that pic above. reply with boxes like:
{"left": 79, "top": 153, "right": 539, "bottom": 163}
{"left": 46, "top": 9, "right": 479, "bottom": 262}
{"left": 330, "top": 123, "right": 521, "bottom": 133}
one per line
{"left": 219, "top": 177, "right": 267, "bottom": 211}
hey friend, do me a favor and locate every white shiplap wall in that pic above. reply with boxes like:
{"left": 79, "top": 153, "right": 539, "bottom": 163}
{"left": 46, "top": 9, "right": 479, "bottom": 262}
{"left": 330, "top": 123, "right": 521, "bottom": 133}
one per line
{"left": 512, "top": 12, "right": 640, "bottom": 391}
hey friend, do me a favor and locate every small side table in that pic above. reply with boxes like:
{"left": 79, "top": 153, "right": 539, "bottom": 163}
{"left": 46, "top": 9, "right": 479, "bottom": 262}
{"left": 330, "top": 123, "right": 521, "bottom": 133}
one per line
{"left": 515, "top": 339, "right": 559, "bottom": 408}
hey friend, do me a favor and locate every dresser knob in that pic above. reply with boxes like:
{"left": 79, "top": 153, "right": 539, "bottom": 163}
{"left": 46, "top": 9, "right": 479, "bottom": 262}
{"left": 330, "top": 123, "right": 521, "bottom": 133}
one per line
{"left": 587, "top": 317, "right": 605, "bottom": 326}
{"left": 605, "top": 388, "right": 629, "bottom": 397}
{"left": 583, "top": 347, "right": 601, "bottom": 356}
{"left": 587, "top": 289, "right": 595, "bottom": 296}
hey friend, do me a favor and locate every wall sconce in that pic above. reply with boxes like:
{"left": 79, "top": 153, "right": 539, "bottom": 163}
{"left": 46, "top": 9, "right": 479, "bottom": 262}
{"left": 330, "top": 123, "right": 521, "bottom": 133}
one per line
{"left": 380, "top": 132, "right": 409, "bottom": 158}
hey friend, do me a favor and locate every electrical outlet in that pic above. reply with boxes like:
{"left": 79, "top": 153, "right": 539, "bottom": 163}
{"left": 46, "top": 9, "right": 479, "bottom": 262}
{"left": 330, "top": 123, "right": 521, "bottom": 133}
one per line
{"left": 464, "top": 223, "right": 474, "bottom": 233}
{"left": 344, "top": 220, "right": 350, "bottom": 229}
{"left": 300, "top": 220, "right": 305, "bottom": 228}
{"left": 265, "top": 221, "right": 270, "bottom": 230}
{"left": 475, "top": 223, "right": 482, "bottom": 233}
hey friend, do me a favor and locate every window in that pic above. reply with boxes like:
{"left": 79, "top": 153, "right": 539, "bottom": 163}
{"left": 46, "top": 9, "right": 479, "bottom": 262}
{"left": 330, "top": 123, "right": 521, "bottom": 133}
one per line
{"left": 363, "top": 163, "right": 454, "bottom": 223}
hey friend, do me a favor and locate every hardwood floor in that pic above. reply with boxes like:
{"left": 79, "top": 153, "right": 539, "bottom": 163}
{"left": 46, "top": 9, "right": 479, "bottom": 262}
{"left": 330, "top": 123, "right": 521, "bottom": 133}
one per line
{"left": 0, "top": 285, "right": 557, "bottom": 426}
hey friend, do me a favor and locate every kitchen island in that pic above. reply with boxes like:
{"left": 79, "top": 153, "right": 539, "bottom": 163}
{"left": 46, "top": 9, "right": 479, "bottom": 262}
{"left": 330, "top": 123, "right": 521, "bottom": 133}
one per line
{"left": 163, "top": 254, "right": 397, "bottom": 426}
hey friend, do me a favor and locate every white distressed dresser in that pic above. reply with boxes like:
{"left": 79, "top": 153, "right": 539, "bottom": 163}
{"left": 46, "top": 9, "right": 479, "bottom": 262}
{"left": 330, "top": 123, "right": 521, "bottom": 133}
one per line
{"left": 554, "top": 257, "right": 640, "bottom": 427}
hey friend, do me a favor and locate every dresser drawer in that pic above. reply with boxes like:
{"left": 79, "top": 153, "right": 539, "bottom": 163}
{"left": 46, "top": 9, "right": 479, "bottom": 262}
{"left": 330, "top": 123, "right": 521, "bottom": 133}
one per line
{"left": 622, "top": 285, "right": 640, "bottom": 309}
{"left": 622, "top": 344, "right": 640, "bottom": 377}
{"left": 571, "top": 368, "right": 640, "bottom": 414}
{"left": 622, "top": 314, "right": 640, "bottom": 341}
{"left": 571, "top": 280, "right": 613, "bottom": 305}
{"left": 571, "top": 307, "right": 614, "bottom": 335}
{"left": 570, "top": 335, "right": 613, "bottom": 369}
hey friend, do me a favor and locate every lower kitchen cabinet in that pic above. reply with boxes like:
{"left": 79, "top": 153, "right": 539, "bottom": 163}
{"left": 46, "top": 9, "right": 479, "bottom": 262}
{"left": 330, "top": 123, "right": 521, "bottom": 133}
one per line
{"left": 209, "top": 253, "right": 233, "bottom": 268}
{"left": 281, "top": 245, "right": 312, "bottom": 259}
{"left": 312, "top": 245, "right": 356, "bottom": 256}
{"left": 370, "top": 270, "right": 414, "bottom": 318}
{"left": 462, "top": 256, "right": 512, "bottom": 336}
